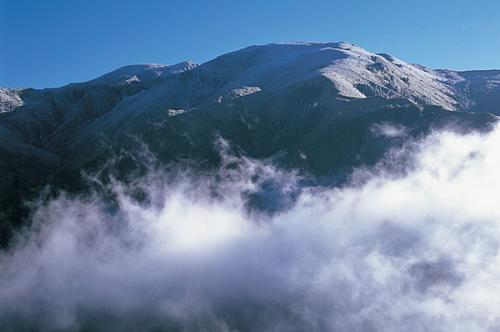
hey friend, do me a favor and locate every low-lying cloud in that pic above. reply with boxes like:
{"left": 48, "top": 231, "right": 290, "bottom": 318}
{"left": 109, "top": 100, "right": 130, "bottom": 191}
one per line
{"left": 2, "top": 126, "right": 500, "bottom": 331}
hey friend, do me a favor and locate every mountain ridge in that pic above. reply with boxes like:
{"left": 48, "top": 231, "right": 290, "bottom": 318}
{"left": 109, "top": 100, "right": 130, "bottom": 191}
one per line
{"left": 1, "top": 41, "right": 499, "bottom": 245}
{"left": 3, "top": 41, "right": 500, "bottom": 115}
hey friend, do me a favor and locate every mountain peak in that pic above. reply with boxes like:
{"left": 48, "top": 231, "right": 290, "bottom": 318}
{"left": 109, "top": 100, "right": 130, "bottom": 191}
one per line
{"left": 78, "top": 60, "right": 198, "bottom": 87}
{"left": 197, "top": 41, "right": 457, "bottom": 110}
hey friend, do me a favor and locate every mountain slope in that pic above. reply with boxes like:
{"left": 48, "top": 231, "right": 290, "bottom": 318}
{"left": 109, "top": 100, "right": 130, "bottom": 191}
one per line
{"left": 0, "top": 42, "right": 499, "bottom": 245}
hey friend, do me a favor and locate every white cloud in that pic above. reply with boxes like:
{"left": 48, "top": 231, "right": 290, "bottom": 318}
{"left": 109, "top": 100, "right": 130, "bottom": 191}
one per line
{"left": 2, "top": 126, "right": 500, "bottom": 331}
{"left": 371, "top": 122, "right": 408, "bottom": 138}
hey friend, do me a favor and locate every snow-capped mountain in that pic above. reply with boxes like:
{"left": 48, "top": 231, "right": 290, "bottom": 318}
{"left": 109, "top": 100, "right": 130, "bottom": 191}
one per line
{"left": 1, "top": 42, "right": 499, "bottom": 244}
{"left": 3, "top": 42, "right": 499, "bottom": 116}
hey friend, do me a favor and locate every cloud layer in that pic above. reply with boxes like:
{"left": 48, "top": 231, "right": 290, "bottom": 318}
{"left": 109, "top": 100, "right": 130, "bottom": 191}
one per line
{"left": 2, "top": 127, "right": 500, "bottom": 331}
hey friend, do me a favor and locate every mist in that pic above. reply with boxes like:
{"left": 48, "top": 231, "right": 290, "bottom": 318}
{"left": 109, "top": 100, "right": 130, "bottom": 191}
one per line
{"left": 2, "top": 126, "right": 500, "bottom": 331}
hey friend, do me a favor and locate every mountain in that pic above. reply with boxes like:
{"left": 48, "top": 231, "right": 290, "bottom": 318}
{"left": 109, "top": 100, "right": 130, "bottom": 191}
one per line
{"left": 0, "top": 42, "right": 499, "bottom": 245}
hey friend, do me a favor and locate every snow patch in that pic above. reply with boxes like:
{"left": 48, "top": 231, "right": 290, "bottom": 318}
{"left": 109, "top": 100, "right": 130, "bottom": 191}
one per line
{"left": 0, "top": 88, "right": 24, "bottom": 113}
{"left": 167, "top": 109, "right": 188, "bottom": 117}
{"left": 227, "top": 86, "right": 261, "bottom": 99}
{"left": 124, "top": 75, "right": 140, "bottom": 84}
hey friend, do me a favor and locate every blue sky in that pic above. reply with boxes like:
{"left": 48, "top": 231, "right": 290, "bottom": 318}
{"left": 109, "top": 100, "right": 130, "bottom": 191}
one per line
{"left": 1, "top": 0, "right": 500, "bottom": 88}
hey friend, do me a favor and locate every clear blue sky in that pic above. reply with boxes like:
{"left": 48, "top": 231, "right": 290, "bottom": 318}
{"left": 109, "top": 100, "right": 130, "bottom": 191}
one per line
{"left": 1, "top": 0, "right": 500, "bottom": 88}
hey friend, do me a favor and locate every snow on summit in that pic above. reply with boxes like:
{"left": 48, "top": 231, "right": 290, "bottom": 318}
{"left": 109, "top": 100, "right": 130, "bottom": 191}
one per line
{"left": 197, "top": 42, "right": 459, "bottom": 110}
{"left": 80, "top": 60, "right": 198, "bottom": 86}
